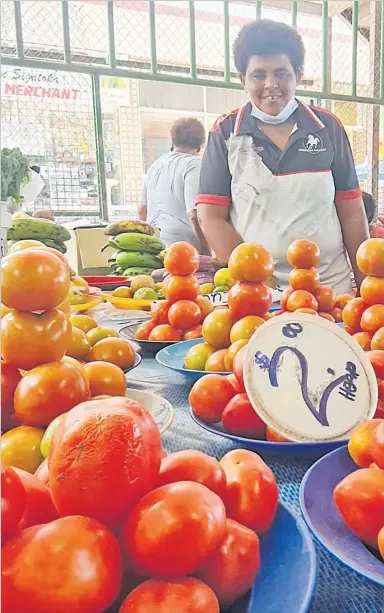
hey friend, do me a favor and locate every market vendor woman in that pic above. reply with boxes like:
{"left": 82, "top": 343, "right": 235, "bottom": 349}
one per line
{"left": 197, "top": 20, "right": 369, "bottom": 293}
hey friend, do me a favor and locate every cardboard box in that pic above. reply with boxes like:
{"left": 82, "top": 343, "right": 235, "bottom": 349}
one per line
{"left": 66, "top": 226, "right": 116, "bottom": 275}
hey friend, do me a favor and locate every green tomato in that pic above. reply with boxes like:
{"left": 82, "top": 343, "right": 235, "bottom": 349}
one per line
{"left": 40, "top": 413, "right": 66, "bottom": 458}
{"left": 214, "top": 268, "right": 235, "bottom": 289}
{"left": 199, "top": 283, "right": 215, "bottom": 295}
{"left": 214, "top": 285, "right": 230, "bottom": 293}
{"left": 184, "top": 343, "right": 215, "bottom": 370}
{"left": 134, "top": 287, "right": 158, "bottom": 300}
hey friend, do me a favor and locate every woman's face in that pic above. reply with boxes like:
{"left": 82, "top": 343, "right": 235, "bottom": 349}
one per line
{"left": 242, "top": 54, "right": 300, "bottom": 116}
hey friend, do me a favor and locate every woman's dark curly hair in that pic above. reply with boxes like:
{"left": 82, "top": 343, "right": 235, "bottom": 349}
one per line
{"left": 233, "top": 19, "right": 305, "bottom": 76}
{"left": 170, "top": 118, "right": 205, "bottom": 151}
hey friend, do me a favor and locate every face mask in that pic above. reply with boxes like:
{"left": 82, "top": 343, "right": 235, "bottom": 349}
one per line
{"left": 251, "top": 97, "right": 298, "bottom": 125}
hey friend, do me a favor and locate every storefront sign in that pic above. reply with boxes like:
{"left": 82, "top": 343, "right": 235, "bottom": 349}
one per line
{"left": 4, "top": 83, "right": 80, "bottom": 101}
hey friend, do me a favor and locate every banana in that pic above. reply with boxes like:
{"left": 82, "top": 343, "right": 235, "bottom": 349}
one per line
{"left": 112, "top": 233, "right": 164, "bottom": 254}
{"left": 115, "top": 251, "right": 162, "bottom": 270}
{"left": 122, "top": 267, "right": 157, "bottom": 277}
{"left": 7, "top": 218, "right": 71, "bottom": 242}
{"left": 104, "top": 220, "right": 155, "bottom": 237}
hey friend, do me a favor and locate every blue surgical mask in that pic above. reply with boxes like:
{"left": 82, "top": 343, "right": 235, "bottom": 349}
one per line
{"left": 251, "top": 97, "right": 298, "bottom": 125}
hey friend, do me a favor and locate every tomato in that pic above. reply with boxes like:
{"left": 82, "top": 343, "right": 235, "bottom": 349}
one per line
{"left": 264, "top": 310, "right": 281, "bottom": 319}
{"left": 168, "top": 300, "right": 201, "bottom": 330}
{"left": 202, "top": 309, "right": 234, "bottom": 349}
{"left": 360, "top": 276, "right": 384, "bottom": 306}
{"left": 163, "top": 275, "right": 200, "bottom": 303}
{"left": 229, "top": 315, "right": 264, "bottom": 343}
{"left": 49, "top": 397, "right": 162, "bottom": 526}
{"left": 342, "top": 297, "right": 366, "bottom": 328}
{"left": 1, "top": 309, "right": 72, "bottom": 371}
{"left": 222, "top": 393, "right": 266, "bottom": 439}
{"left": 361, "top": 305, "right": 384, "bottom": 334}
{"left": 1, "top": 249, "right": 70, "bottom": 312}
{"left": 1, "top": 426, "right": 45, "bottom": 473}
{"left": 368, "top": 350, "right": 384, "bottom": 379}
{"left": 195, "top": 295, "right": 214, "bottom": 321}
{"left": 345, "top": 325, "right": 360, "bottom": 335}
{"left": 318, "top": 312, "right": 335, "bottom": 322}
{"left": 356, "top": 238, "right": 384, "bottom": 277}
{"left": 183, "top": 324, "right": 203, "bottom": 340}
{"left": 157, "top": 450, "right": 227, "bottom": 498}
{"left": 1, "top": 465, "right": 26, "bottom": 541}
{"left": 375, "top": 398, "right": 384, "bottom": 419}
{"left": 57, "top": 296, "right": 71, "bottom": 316}
{"left": 378, "top": 380, "right": 384, "bottom": 403}
{"left": 29, "top": 245, "right": 70, "bottom": 271}
{"left": 40, "top": 413, "right": 67, "bottom": 458}
{"left": 87, "top": 326, "right": 119, "bottom": 346}
{"left": 295, "top": 308, "right": 318, "bottom": 315}
{"left": 205, "top": 349, "right": 228, "bottom": 372}
{"left": 1, "top": 362, "right": 22, "bottom": 432}
{"left": 184, "top": 343, "right": 215, "bottom": 370}
{"left": 226, "top": 373, "right": 242, "bottom": 394}
{"left": 135, "top": 320, "right": 156, "bottom": 340}
{"left": 189, "top": 374, "right": 235, "bottom": 423}
{"left": 353, "top": 331, "right": 372, "bottom": 351}
{"left": 266, "top": 426, "right": 290, "bottom": 442}
{"left": 334, "top": 467, "right": 384, "bottom": 549}
{"left": 34, "top": 458, "right": 50, "bottom": 486}
{"left": 335, "top": 294, "right": 354, "bottom": 309}
{"left": 150, "top": 300, "right": 170, "bottom": 325}
{"left": 70, "top": 314, "right": 98, "bottom": 333}
{"left": 220, "top": 449, "right": 278, "bottom": 534}
{"left": 149, "top": 324, "right": 182, "bottom": 342}
{"left": 228, "top": 282, "right": 272, "bottom": 319}
{"left": 84, "top": 361, "right": 127, "bottom": 397}
{"left": 13, "top": 467, "right": 58, "bottom": 530}
{"left": 119, "top": 578, "right": 219, "bottom": 613}
{"left": 88, "top": 337, "right": 136, "bottom": 370}
{"left": 280, "top": 287, "right": 294, "bottom": 311}
{"left": 313, "top": 286, "right": 336, "bottom": 312}
{"left": 14, "top": 362, "right": 90, "bottom": 427}
{"left": 224, "top": 339, "right": 248, "bottom": 371}
{"left": 288, "top": 268, "right": 320, "bottom": 292}
{"left": 371, "top": 421, "right": 384, "bottom": 469}
{"left": 286, "top": 239, "right": 320, "bottom": 269}
{"left": 60, "top": 355, "right": 87, "bottom": 378}
{"left": 378, "top": 526, "right": 384, "bottom": 560}
{"left": 286, "top": 290, "right": 318, "bottom": 312}
{"left": 228, "top": 243, "right": 274, "bottom": 283}
{"left": 233, "top": 344, "right": 247, "bottom": 392}
{"left": 121, "top": 481, "right": 226, "bottom": 577}
{"left": 195, "top": 518, "right": 260, "bottom": 608}
{"left": 329, "top": 307, "right": 343, "bottom": 322}
{"left": 164, "top": 242, "right": 200, "bottom": 276}
{"left": 65, "top": 327, "right": 90, "bottom": 360}
{"left": 2, "top": 515, "right": 122, "bottom": 613}
{"left": 347, "top": 419, "right": 383, "bottom": 467}
{"left": 371, "top": 327, "right": 384, "bottom": 351}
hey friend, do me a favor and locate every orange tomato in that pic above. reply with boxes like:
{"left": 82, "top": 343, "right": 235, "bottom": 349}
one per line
{"left": 57, "top": 296, "right": 71, "bottom": 317}
{"left": 280, "top": 287, "right": 294, "bottom": 312}
{"left": 183, "top": 324, "right": 203, "bottom": 340}
{"left": 318, "top": 312, "right": 335, "bottom": 322}
{"left": 164, "top": 242, "right": 200, "bottom": 276}
{"left": 371, "top": 327, "right": 384, "bottom": 350}
{"left": 288, "top": 268, "right": 320, "bottom": 293}
{"left": 228, "top": 282, "right": 272, "bottom": 319}
{"left": 195, "top": 295, "right": 214, "bottom": 321}
{"left": 61, "top": 356, "right": 87, "bottom": 378}
{"left": 168, "top": 300, "right": 201, "bottom": 330}
{"left": 1, "top": 426, "right": 45, "bottom": 474}
{"left": 345, "top": 325, "right": 360, "bottom": 335}
{"left": 295, "top": 308, "right": 318, "bottom": 315}
{"left": 189, "top": 374, "right": 235, "bottom": 423}
{"left": 356, "top": 238, "right": 384, "bottom": 277}
{"left": 205, "top": 349, "right": 228, "bottom": 372}
{"left": 361, "top": 304, "right": 384, "bottom": 334}
{"left": 286, "top": 290, "right": 318, "bottom": 312}
{"left": 1, "top": 249, "right": 70, "bottom": 312}
{"left": 378, "top": 526, "right": 384, "bottom": 561}
{"left": 66, "top": 327, "right": 90, "bottom": 360}
{"left": 150, "top": 300, "right": 170, "bottom": 325}
{"left": 342, "top": 297, "right": 367, "bottom": 328}
{"left": 266, "top": 426, "right": 290, "bottom": 442}
{"left": 313, "top": 286, "right": 336, "bottom": 312}
{"left": 286, "top": 239, "right": 320, "bottom": 269}
{"left": 149, "top": 325, "right": 182, "bottom": 342}
{"left": 202, "top": 309, "right": 234, "bottom": 349}
{"left": 229, "top": 315, "right": 264, "bottom": 343}
{"left": 88, "top": 337, "right": 136, "bottom": 370}
{"left": 329, "top": 307, "right": 343, "bottom": 322}
{"left": 353, "top": 331, "right": 372, "bottom": 351}
{"left": 224, "top": 339, "right": 249, "bottom": 372}
{"left": 348, "top": 419, "right": 384, "bottom": 468}
{"left": 228, "top": 243, "right": 274, "bottom": 283}
{"left": 163, "top": 275, "right": 200, "bottom": 303}
{"left": 335, "top": 294, "right": 354, "bottom": 310}
{"left": 157, "top": 450, "right": 227, "bottom": 498}
{"left": 371, "top": 422, "right": 384, "bottom": 470}
{"left": 360, "top": 276, "right": 384, "bottom": 306}
{"left": 135, "top": 320, "right": 156, "bottom": 340}
{"left": 1, "top": 362, "right": 22, "bottom": 432}
{"left": 84, "top": 361, "right": 127, "bottom": 397}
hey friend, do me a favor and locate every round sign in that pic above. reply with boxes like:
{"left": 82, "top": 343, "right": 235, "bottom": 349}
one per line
{"left": 243, "top": 313, "right": 377, "bottom": 443}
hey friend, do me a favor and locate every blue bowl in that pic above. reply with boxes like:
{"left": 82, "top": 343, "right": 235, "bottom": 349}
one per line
{"left": 156, "top": 338, "right": 230, "bottom": 381}
{"left": 300, "top": 445, "right": 384, "bottom": 587}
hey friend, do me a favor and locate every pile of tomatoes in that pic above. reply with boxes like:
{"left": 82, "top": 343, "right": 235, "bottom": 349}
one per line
{"left": 334, "top": 418, "right": 384, "bottom": 561}
{"left": 2, "top": 393, "right": 279, "bottom": 613}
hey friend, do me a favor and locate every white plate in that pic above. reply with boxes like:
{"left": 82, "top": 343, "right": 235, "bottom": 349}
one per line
{"left": 125, "top": 388, "right": 174, "bottom": 434}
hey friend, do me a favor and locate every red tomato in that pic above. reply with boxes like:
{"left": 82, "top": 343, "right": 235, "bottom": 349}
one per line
{"left": 195, "top": 518, "right": 261, "bottom": 609}
{"left": 313, "top": 286, "right": 336, "bottom": 312}
{"left": 222, "top": 393, "right": 266, "bottom": 439}
{"left": 361, "top": 305, "right": 384, "bottom": 334}
{"left": 1, "top": 465, "right": 26, "bottom": 541}
{"left": 49, "top": 397, "right": 162, "bottom": 527}
{"left": 353, "top": 331, "right": 372, "bottom": 351}
{"left": 280, "top": 287, "right": 294, "bottom": 312}
{"left": 149, "top": 324, "right": 182, "bottom": 342}
{"left": 360, "top": 276, "right": 384, "bottom": 306}
{"left": 286, "top": 290, "right": 318, "bottom": 312}
{"left": 163, "top": 275, "right": 200, "bottom": 303}
{"left": 189, "top": 374, "right": 235, "bottom": 423}
{"left": 2, "top": 515, "right": 122, "bottom": 613}
{"left": 228, "top": 282, "right": 272, "bottom": 319}
{"left": 233, "top": 345, "right": 247, "bottom": 392}
{"left": 183, "top": 324, "right": 203, "bottom": 340}
{"left": 378, "top": 380, "right": 384, "bottom": 403}
{"left": 228, "top": 243, "right": 274, "bottom": 283}
{"left": 366, "top": 350, "right": 384, "bottom": 379}
{"left": 168, "top": 300, "right": 201, "bottom": 330}
{"left": 121, "top": 481, "right": 226, "bottom": 577}
{"left": 150, "top": 300, "right": 170, "bottom": 325}
{"left": 288, "top": 268, "right": 320, "bottom": 292}
{"left": 220, "top": 449, "right": 278, "bottom": 534}
{"left": 119, "top": 578, "right": 219, "bottom": 613}
{"left": 164, "top": 242, "right": 200, "bottom": 276}
{"left": 12, "top": 467, "right": 58, "bottom": 530}
{"left": 1, "top": 362, "right": 22, "bottom": 432}
{"left": 34, "top": 458, "right": 50, "bottom": 486}
{"left": 378, "top": 527, "right": 384, "bottom": 561}
{"left": 334, "top": 467, "right": 384, "bottom": 549}
{"left": 286, "top": 239, "right": 320, "bottom": 269}
{"left": 371, "top": 421, "right": 384, "bottom": 469}
{"left": 135, "top": 320, "right": 156, "bottom": 340}
{"left": 226, "top": 373, "right": 242, "bottom": 394}
{"left": 356, "top": 238, "right": 384, "bottom": 277}
{"left": 375, "top": 398, "right": 384, "bottom": 419}
{"left": 14, "top": 361, "right": 90, "bottom": 427}
{"left": 266, "top": 426, "right": 290, "bottom": 442}
{"left": 157, "top": 450, "right": 227, "bottom": 498}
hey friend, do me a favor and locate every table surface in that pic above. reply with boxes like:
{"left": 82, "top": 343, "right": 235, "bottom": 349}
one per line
{"left": 127, "top": 356, "right": 384, "bottom": 613}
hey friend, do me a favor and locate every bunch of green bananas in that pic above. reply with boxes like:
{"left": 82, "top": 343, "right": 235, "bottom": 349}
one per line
{"left": 7, "top": 217, "right": 71, "bottom": 253}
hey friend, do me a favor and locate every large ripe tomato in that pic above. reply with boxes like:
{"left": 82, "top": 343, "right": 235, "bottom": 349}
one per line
{"left": 119, "top": 578, "right": 219, "bottom": 613}
{"left": 228, "top": 243, "right": 274, "bottom": 283}
{"left": 195, "top": 518, "right": 260, "bottom": 609}
{"left": 224, "top": 339, "right": 248, "bottom": 372}
{"left": 150, "top": 300, "right": 170, "bottom": 325}
{"left": 361, "top": 305, "right": 384, "bottom": 334}
{"left": 66, "top": 327, "right": 90, "bottom": 360}
{"left": 313, "top": 286, "right": 336, "bottom": 312}
{"left": 288, "top": 268, "right": 320, "bottom": 293}
{"left": 228, "top": 282, "right": 272, "bottom": 319}
{"left": 365, "top": 350, "right": 384, "bottom": 379}
{"left": 195, "top": 295, "right": 213, "bottom": 321}
{"left": 168, "top": 300, "right": 201, "bottom": 330}
{"left": 220, "top": 449, "right": 278, "bottom": 534}
{"left": 14, "top": 362, "right": 90, "bottom": 427}
{"left": 84, "top": 361, "right": 127, "bottom": 396}
{"left": 149, "top": 324, "right": 182, "bottom": 342}
{"left": 49, "top": 397, "right": 162, "bottom": 526}
{"left": 1, "top": 426, "right": 45, "bottom": 474}
{"left": 163, "top": 275, "right": 200, "bottom": 303}
{"left": 164, "top": 242, "right": 200, "bottom": 276}
{"left": 135, "top": 320, "right": 156, "bottom": 340}
{"left": 347, "top": 419, "right": 383, "bottom": 468}
{"left": 88, "top": 337, "right": 135, "bottom": 370}
{"left": 287, "top": 290, "right": 318, "bottom": 312}
{"left": 356, "top": 238, "right": 384, "bottom": 277}
{"left": 342, "top": 297, "right": 366, "bottom": 329}
{"left": 202, "top": 309, "right": 234, "bottom": 349}
{"left": 334, "top": 467, "right": 384, "bottom": 549}
{"left": 222, "top": 393, "right": 266, "bottom": 439}
{"left": 233, "top": 344, "right": 247, "bottom": 392}
{"left": 378, "top": 526, "right": 384, "bottom": 560}
{"left": 1, "top": 465, "right": 26, "bottom": 541}
{"left": 229, "top": 315, "right": 264, "bottom": 344}
{"left": 121, "top": 481, "right": 226, "bottom": 577}
{"left": 157, "top": 450, "right": 227, "bottom": 498}
{"left": 13, "top": 467, "right": 58, "bottom": 529}
{"left": 2, "top": 309, "right": 72, "bottom": 370}
{"left": 360, "top": 276, "right": 384, "bottom": 306}
{"left": 1, "top": 249, "right": 70, "bottom": 312}
{"left": 371, "top": 421, "right": 384, "bottom": 469}
{"left": 189, "top": 374, "right": 235, "bottom": 423}
{"left": 286, "top": 239, "right": 320, "bottom": 269}
{"left": 2, "top": 515, "right": 122, "bottom": 613}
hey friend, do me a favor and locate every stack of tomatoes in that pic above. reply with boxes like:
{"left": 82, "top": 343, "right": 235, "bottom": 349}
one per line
{"left": 2, "top": 394, "right": 279, "bottom": 613}
{"left": 334, "top": 418, "right": 384, "bottom": 561}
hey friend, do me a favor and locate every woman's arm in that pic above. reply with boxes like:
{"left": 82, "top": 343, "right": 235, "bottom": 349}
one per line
{"left": 197, "top": 204, "right": 242, "bottom": 262}
{"left": 336, "top": 196, "right": 369, "bottom": 288}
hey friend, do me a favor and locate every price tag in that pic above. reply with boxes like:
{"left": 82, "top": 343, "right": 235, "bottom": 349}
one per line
{"left": 202, "top": 292, "right": 228, "bottom": 306}
{"left": 243, "top": 313, "right": 377, "bottom": 443}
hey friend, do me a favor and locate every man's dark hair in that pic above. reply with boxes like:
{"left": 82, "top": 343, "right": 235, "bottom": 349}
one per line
{"left": 233, "top": 19, "right": 305, "bottom": 76}
{"left": 362, "top": 191, "right": 377, "bottom": 224}
{"left": 170, "top": 118, "right": 205, "bottom": 151}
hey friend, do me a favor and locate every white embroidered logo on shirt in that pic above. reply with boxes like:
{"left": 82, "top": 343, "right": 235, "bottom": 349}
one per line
{"left": 299, "top": 134, "right": 326, "bottom": 155}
